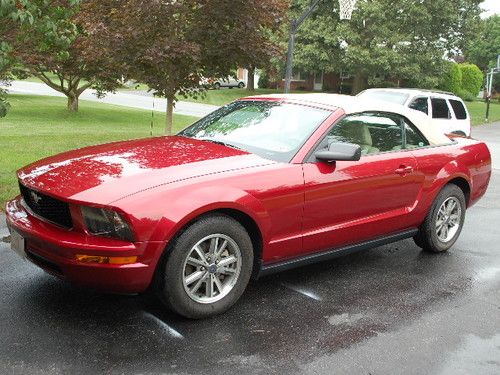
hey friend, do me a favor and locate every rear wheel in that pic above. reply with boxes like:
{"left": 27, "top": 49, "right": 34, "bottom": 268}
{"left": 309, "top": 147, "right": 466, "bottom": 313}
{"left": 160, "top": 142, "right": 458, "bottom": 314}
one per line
{"left": 155, "top": 214, "right": 253, "bottom": 319}
{"left": 214, "top": 82, "right": 221, "bottom": 90}
{"left": 413, "top": 184, "right": 466, "bottom": 253}
{"left": 238, "top": 82, "right": 245, "bottom": 89}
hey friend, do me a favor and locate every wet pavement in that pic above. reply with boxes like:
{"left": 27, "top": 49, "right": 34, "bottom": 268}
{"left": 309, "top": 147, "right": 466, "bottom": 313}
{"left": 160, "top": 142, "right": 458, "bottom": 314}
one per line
{"left": 1, "top": 124, "right": 499, "bottom": 374}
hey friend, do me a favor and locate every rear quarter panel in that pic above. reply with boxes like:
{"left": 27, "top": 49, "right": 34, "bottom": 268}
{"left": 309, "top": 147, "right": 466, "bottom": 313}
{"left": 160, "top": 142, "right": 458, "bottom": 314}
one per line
{"left": 409, "top": 138, "right": 491, "bottom": 225}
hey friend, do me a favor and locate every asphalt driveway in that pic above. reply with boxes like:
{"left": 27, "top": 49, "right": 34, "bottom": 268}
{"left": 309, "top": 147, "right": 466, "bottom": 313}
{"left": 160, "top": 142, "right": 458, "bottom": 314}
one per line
{"left": 0, "top": 123, "right": 499, "bottom": 375}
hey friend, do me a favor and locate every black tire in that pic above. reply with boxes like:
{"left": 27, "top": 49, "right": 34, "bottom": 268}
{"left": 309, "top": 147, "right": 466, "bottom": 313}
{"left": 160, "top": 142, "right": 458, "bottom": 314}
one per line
{"left": 413, "top": 184, "right": 466, "bottom": 253}
{"left": 214, "top": 82, "right": 221, "bottom": 90}
{"left": 238, "top": 82, "right": 245, "bottom": 89}
{"left": 155, "top": 214, "right": 253, "bottom": 319}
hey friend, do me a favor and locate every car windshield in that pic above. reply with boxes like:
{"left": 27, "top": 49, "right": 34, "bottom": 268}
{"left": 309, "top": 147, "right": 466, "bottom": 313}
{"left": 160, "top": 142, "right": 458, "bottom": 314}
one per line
{"left": 179, "top": 100, "right": 331, "bottom": 162}
{"left": 358, "top": 90, "right": 409, "bottom": 105}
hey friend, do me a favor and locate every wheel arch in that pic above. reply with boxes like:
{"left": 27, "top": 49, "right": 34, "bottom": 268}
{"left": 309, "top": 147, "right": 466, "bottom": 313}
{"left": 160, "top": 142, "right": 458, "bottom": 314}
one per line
{"left": 446, "top": 176, "right": 471, "bottom": 206}
{"left": 154, "top": 206, "right": 264, "bottom": 282}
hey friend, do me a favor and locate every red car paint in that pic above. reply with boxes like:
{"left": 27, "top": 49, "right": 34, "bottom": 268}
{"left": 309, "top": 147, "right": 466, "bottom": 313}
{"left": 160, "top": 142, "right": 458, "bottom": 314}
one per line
{"left": 5, "top": 100, "right": 492, "bottom": 293}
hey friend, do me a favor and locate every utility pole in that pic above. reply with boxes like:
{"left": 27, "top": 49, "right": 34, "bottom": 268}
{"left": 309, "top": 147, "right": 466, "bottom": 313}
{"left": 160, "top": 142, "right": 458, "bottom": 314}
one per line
{"left": 284, "top": 0, "right": 323, "bottom": 93}
{"left": 485, "top": 54, "right": 500, "bottom": 122}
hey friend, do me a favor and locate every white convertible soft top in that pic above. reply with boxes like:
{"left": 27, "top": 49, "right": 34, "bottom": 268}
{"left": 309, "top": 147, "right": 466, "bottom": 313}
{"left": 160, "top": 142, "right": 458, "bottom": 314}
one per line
{"left": 246, "top": 93, "right": 451, "bottom": 146}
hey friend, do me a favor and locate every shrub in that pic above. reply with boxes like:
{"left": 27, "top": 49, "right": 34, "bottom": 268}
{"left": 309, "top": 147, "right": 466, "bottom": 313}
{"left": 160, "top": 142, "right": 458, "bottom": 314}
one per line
{"left": 258, "top": 71, "right": 270, "bottom": 89}
{"left": 459, "top": 63, "right": 484, "bottom": 97}
{"left": 439, "top": 61, "right": 462, "bottom": 95}
{"left": 457, "top": 89, "right": 476, "bottom": 102}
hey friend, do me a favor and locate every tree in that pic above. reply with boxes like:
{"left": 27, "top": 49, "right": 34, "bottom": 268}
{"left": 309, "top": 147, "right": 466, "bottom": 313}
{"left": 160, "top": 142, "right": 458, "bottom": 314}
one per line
{"left": 464, "top": 15, "right": 500, "bottom": 72}
{"left": 98, "top": 0, "right": 288, "bottom": 134}
{"left": 290, "top": 0, "right": 482, "bottom": 94}
{"left": 1, "top": 0, "right": 79, "bottom": 116}
{"left": 7, "top": 0, "right": 122, "bottom": 112}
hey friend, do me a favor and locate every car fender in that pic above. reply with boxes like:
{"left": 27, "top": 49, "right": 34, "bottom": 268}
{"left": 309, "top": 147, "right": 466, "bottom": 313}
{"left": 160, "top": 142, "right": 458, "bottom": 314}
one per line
{"left": 127, "top": 184, "right": 271, "bottom": 247}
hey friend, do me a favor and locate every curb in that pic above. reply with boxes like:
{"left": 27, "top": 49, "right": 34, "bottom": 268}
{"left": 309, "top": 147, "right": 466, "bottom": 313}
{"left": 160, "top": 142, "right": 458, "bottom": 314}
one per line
{"left": 0, "top": 213, "right": 9, "bottom": 243}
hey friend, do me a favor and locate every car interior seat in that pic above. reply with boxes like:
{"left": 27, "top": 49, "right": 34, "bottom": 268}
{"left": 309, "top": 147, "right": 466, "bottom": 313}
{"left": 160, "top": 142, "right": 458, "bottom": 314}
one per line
{"left": 339, "top": 121, "right": 380, "bottom": 155}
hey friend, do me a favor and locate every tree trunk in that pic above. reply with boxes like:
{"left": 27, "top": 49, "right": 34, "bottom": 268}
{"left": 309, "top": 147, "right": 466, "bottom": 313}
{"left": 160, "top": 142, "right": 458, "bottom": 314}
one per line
{"left": 165, "top": 95, "right": 174, "bottom": 135}
{"left": 247, "top": 66, "right": 255, "bottom": 91}
{"left": 352, "top": 73, "right": 368, "bottom": 95}
{"left": 67, "top": 93, "right": 79, "bottom": 112}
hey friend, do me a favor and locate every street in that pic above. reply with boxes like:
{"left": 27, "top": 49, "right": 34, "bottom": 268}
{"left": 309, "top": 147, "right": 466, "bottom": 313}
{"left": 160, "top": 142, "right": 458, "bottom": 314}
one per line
{"left": 1, "top": 81, "right": 219, "bottom": 117}
{"left": 0, "top": 124, "right": 499, "bottom": 375}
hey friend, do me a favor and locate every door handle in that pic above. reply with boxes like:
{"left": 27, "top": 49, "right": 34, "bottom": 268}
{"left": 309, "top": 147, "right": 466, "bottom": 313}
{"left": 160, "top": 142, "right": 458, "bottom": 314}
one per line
{"left": 395, "top": 166, "right": 413, "bottom": 175}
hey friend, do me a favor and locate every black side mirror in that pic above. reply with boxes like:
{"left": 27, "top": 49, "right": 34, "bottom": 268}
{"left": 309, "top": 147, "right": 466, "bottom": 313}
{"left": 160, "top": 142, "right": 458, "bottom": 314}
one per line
{"left": 315, "top": 142, "right": 361, "bottom": 162}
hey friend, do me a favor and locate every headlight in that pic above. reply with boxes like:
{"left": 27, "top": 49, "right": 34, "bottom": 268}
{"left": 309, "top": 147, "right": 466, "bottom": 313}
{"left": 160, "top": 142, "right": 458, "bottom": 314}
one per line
{"left": 81, "top": 206, "right": 135, "bottom": 242}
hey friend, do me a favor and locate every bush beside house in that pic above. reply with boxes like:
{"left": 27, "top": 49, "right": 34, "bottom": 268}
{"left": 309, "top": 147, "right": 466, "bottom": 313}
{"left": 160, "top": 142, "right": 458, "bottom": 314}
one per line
{"left": 438, "top": 62, "right": 483, "bottom": 101}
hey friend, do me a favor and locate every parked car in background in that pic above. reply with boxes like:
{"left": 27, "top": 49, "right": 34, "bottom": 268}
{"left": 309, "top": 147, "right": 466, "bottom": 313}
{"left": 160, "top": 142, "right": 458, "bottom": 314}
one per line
{"left": 357, "top": 88, "right": 471, "bottom": 137}
{"left": 201, "top": 76, "right": 245, "bottom": 89}
{"left": 6, "top": 94, "right": 491, "bottom": 319}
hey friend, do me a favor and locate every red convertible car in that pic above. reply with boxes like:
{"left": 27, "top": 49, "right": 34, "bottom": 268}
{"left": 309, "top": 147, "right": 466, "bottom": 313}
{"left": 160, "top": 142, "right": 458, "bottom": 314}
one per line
{"left": 6, "top": 94, "right": 491, "bottom": 318}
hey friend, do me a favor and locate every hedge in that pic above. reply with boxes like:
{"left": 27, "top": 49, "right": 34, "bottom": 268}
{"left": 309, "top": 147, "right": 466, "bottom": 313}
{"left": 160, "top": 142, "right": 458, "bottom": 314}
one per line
{"left": 459, "top": 63, "right": 484, "bottom": 97}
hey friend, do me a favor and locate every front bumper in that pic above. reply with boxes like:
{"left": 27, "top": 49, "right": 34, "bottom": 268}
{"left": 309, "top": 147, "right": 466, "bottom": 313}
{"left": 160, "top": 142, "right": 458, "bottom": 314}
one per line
{"left": 5, "top": 197, "right": 166, "bottom": 293}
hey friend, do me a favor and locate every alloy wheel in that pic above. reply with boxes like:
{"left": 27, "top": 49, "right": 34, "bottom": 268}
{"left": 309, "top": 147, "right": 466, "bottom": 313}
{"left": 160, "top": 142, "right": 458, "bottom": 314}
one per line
{"left": 182, "top": 234, "right": 242, "bottom": 304}
{"left": 435, "top": 197, "right": 462, "bottom": 243}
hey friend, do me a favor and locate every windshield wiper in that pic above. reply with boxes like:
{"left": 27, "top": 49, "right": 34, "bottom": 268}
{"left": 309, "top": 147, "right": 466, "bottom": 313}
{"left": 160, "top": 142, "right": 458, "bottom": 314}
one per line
{"left": 199, "top": 138, "right": 242, "bottom": 150}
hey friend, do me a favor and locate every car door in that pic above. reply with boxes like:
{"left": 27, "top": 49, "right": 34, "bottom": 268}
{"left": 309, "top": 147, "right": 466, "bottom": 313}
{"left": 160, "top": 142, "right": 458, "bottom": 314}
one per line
{"left": 448, "top": 98, "right": 471, "bottom": 136}
{"left": 301, "top": 112, "right": 425, "bottom": 255}
{"left": 430, "top": 97, "right": 455, "bottom": 134}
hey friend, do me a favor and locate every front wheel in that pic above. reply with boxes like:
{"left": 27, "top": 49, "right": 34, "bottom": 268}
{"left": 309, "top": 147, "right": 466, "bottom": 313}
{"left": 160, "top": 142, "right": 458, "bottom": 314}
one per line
{"left": 155, "top": 214, "right": 253, "bottom": 319}
{"left": 414, "top": 184, "right": 466, "bottom": 253}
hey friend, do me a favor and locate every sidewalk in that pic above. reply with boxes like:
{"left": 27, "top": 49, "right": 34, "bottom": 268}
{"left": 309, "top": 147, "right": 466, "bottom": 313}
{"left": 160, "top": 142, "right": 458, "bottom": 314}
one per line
{"left": 2, "top": 81, "right": 219, "bottom": 118}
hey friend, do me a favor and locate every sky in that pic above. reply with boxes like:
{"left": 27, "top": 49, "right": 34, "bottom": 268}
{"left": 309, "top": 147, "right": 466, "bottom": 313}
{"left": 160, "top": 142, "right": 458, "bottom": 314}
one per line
{"left": 481, "top": 0, "right": 500, "bottom": 18}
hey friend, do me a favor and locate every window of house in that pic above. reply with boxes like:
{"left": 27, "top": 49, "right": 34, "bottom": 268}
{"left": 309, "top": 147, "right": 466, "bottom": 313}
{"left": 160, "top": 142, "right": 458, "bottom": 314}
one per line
{"left": 449, "top": 99, "right": 467, "bottom": 120}
{"left": 291, "top": 70, "right": 304, "bottom": 81}
{"left": 431, "top": 98, "right": 451, "bottom": 119}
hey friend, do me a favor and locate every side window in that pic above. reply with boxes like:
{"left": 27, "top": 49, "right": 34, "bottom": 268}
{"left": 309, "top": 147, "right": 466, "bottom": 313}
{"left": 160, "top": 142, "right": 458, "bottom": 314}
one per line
{"left": 409, "top": 97, "right": 429, "bottom": 115}
{"left": 326, "top": 114, "right": 402, "bottom": 155}
{"left": 449, "top": 99, "right": 467, "bottom": 120}
{"left": 431, "top": 98, "right": 451, "bottom": 119}
{"left": 403, "top": 119, "right": 430, "bottom": 149}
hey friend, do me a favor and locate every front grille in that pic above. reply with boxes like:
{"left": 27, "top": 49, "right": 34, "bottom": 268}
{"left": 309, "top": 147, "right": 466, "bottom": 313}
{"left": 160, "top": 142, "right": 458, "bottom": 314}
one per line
{"left": 19, "top": 184, "right": 73, "bottom": 229}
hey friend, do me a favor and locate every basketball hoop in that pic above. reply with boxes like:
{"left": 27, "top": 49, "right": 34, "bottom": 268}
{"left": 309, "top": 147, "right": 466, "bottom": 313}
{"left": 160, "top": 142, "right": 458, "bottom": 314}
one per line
{"left": 339, "top": 0, "right": 357, "bottom": 20}
{"left": 284, "top": 0, "right": 358, "bottom": 93}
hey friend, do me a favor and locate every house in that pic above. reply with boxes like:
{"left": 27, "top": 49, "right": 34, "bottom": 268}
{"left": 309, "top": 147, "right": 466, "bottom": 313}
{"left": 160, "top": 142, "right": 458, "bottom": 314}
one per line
{"left": 273, "top": 71, "right": 354, "bottom": 94}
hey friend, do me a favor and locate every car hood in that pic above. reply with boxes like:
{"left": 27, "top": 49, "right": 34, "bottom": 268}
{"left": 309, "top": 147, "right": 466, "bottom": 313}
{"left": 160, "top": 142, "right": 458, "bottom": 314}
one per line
{"left": 18, "top": 136, "right": 275, "bottom": 205}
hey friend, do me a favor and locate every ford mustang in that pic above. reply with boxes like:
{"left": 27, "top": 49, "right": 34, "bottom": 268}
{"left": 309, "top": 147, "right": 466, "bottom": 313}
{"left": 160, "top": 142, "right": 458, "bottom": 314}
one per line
{"left": 6, "top": 94, "right": 491, "bottom": 318}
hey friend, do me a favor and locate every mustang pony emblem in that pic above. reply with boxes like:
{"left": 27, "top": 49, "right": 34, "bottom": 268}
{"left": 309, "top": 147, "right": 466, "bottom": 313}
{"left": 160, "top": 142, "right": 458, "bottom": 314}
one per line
{"left": 30, "top": 191, "right": 42, "bottom": 205}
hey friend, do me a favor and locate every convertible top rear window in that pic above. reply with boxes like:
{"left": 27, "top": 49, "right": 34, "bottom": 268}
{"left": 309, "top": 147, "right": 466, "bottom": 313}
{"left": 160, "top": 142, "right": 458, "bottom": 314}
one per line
{"left": 179, "top": 101, "right": 331, "bottom": 162}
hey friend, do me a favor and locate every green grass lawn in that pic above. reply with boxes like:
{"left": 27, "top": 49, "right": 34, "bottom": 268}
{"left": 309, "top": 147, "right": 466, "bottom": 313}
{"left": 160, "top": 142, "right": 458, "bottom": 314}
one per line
{"left": 466, "top": 100, "right": 500, "bottom": 125}
{"left": 0, "top": 95, "right": 197, "bottom": 207}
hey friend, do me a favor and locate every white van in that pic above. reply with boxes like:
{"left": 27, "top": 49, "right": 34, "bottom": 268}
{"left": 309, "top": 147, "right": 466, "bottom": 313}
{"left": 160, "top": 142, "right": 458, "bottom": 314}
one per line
{"left": 357, "top": 88, "right": 471, "bottom": 136}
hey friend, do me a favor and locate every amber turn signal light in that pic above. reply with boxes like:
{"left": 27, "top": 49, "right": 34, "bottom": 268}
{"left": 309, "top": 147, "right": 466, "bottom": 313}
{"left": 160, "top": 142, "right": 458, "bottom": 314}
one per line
{"left": 75, "top": 255, "right": 137, "bottom": 265}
